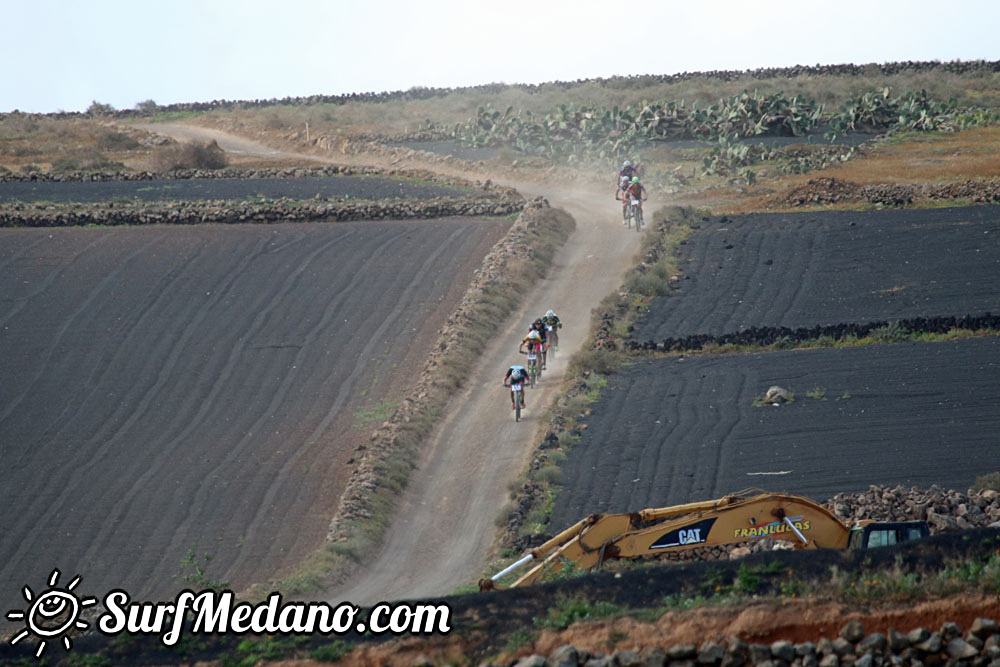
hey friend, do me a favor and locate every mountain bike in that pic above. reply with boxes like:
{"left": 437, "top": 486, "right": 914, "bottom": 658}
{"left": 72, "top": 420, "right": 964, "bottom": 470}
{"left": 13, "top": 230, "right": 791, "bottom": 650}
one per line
{"left": 621, "top": 197, "right": 634, "bottom": 228}
{"left": 629, "top": 194, "right": 644, "bottom": 232}
{"left": 521, "top": 350, "right": 540, "bottom": 386}
{"left": 545, "top": 325, "right": 557, "bottom": 360}
{"left": 507, "top": 381, "right": 524, "bottom": 421}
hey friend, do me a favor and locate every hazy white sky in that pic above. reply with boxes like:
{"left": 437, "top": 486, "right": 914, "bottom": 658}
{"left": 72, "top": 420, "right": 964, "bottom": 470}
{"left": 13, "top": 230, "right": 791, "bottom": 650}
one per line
{"left": 3, "top": 0, "right": 997, "bottom": 113}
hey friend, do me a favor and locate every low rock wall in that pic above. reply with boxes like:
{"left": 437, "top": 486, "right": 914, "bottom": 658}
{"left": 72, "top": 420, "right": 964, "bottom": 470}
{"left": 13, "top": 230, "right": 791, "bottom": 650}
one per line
{"left": 778, "top": 177, "right": 1000, "bottom": 207}
{"left": 0, "top": 194, "right": 524, "bottom": 227}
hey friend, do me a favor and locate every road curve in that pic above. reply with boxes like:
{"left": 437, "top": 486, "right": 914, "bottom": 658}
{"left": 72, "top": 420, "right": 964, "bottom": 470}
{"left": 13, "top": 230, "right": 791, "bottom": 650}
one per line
{"left": 135, "top": 123, "right": 646, "bottom": 602}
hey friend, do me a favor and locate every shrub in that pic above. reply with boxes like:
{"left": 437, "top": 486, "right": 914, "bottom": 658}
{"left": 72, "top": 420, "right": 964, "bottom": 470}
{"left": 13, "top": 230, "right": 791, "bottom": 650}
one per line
{"left": 495, "top": 502, "right": 515, "bottom": 527}
{"left": 153, "top": 140, "right": 228, "bottom": 171}
{"left": 96, "top": 129, "right": 139, "bottom": 151}
{"left": 532, "top": 465, "right": 564, "bottom": 485}
{"left": 973, "top": 471, "right": 1000, "bottom": 492}
{"left": 52, "top": 152, "right": 125, "bottom": 173}
{"left": 570, "top": 348, "right": 619, "bottom": 376}
{"left": 87, "top": 100, "right": 115, "bottom": 115}
{"left": 535, "top": 595, "right": 621, "bottom": 629}
{"left": 311, "top": 640, "right": 351, "bottom": 662}
{"left": 870, "top": 321, "right": 911, "bottom": 343}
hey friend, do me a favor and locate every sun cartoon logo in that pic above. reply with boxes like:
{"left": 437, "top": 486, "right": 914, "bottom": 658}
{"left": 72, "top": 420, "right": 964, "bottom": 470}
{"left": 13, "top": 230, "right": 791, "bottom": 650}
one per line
{"left": 6, "top": 569, "right": 97, "bottom": 658}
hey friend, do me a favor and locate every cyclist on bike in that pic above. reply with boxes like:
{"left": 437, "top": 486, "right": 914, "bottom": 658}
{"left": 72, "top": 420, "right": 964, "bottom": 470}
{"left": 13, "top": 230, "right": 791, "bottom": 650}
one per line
{"left": 618, "top": 160, "right": 640, "bottom": 183}
{"left": 519, "top": 329, "right": 545, "bottom": 374}
{"left": 625, "top": 176, "right": 647, "bottom": 218}
{"left": 530, "top": 318, "right": 549, "bottom": 369}
{"left": 541, "top": 310, "right": 562, "bottom": 350}
{"left": 615, "top": 176, "right": 632, "bottom": 224}
{"left": 503, "top": 364, "right": 528, "bottom": 409}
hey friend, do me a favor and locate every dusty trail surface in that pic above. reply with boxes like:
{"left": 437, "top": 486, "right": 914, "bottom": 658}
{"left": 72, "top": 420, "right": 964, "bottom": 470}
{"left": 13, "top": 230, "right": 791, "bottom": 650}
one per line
{"left": 331, "top": 183, "right": 642, "bottom": 604}
{"left": 133, "top": 124, "right": 645, "bottom": 603}
{"left": 134, "top": 123, "right": 293, "bottom": 158}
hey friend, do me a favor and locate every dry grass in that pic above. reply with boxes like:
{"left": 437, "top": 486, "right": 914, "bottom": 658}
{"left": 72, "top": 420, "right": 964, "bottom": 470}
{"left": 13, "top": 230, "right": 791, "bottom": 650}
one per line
{"left": 0, "top": 115, "right": 152, "bottom": 173}
{"left": 677, "top": 125, "right": 1000, "bottom": 215}
{"left": 819, "top": 126, "right": 1000, "bottom": 182}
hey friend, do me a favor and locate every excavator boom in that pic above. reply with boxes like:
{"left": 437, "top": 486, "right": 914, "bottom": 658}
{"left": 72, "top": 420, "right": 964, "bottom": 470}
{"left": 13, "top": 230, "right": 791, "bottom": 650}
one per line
{"left": 483, "top": 491, "right": 857, "bottom": 589}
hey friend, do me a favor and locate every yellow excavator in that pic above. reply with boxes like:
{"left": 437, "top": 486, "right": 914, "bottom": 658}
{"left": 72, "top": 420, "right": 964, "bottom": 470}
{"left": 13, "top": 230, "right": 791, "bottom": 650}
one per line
{"left": 480, "top": 490, "right": 930, "bottom": 590}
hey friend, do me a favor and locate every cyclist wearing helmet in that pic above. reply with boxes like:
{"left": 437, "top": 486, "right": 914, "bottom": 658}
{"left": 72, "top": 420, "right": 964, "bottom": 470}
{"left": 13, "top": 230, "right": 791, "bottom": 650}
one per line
{"left": 503, "top": 364, "right": 528, "bottom": 409}
{"left": 541, "top": 309, "right": 562, "bottom": 350}
{"left": 615, "top": 175, "right": 632, "bottom": 223}
{"left": 624, "top": 175, "right": 647, "bottom": 216}
{"left": 618, "top": 160, "right": 640, "bottom": 183}
{"left": 529, "top": 318, "right": 549, "bottom": 368}
{"left": 519, "top": 329, "right": 544, "bottom": 375}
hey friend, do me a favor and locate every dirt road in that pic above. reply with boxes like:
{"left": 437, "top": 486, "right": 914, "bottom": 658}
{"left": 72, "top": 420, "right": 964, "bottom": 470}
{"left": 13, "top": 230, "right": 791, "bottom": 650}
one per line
{"left": 334, "top": 185, "right": 644, "bottom": 604}
{"left": 138, "top": 123, "right": 645, "bottom": 603}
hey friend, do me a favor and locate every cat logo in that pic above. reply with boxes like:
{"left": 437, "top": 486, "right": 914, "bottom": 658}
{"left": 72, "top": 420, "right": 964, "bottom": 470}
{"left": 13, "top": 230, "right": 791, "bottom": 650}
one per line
{"left": 679, "top": 528, "right": 702, "bottom": 544}
{"left": 649, "top": 518, "right": 717, "bottom": 549}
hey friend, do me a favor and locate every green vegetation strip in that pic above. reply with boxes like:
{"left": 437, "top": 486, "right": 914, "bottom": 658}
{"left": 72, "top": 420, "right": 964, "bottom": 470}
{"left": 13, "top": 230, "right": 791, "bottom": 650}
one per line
{"left": 442, "top": 89, "right": 997, "bottom": 177}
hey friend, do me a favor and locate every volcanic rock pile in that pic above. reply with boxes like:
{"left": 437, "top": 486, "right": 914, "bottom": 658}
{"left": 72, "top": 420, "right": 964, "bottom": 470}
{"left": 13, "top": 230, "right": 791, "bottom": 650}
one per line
{"left": 497, "top": 618, "right": 1000, "bottom": 667}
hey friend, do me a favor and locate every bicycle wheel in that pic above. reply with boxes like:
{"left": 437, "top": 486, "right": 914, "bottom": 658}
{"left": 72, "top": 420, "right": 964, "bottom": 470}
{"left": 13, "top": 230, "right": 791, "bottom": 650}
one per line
{"left": 515, "top": 389, "right": 521, "bottom": 422}
{"left": 635, "top": 206, "right": 644, "bottom": 232}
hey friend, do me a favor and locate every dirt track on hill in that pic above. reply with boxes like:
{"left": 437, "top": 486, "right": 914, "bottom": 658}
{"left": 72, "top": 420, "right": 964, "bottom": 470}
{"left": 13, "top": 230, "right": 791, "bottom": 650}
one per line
{"left": 332, "top": 186, "right": 644, "bottom": 605}
{"left": 131, "top": 124, "right": 646, "bottom": 603}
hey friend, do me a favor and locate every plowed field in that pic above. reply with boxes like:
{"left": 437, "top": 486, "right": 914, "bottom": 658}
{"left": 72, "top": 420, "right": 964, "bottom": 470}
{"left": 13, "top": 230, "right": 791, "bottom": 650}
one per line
{"left": 0, "top": 216, "right": 506, "bottom": 605}
{"left": 551, "top": 336, "right": 1000, "bottom": 529}
{"left": 632, "top": 205, "right": 1000, "bottom": 342}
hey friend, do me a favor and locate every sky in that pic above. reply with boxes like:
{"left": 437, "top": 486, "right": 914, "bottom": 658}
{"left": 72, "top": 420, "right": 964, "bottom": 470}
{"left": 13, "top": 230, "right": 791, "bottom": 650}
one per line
{"left": 2, "top": 0, "right": 998, "bottom": 114}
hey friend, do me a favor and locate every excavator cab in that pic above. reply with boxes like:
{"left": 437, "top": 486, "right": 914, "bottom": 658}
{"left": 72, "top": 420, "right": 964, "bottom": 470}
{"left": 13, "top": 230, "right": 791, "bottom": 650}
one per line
{"left": 846, "top": 521, "right": 930, "bottom": 549}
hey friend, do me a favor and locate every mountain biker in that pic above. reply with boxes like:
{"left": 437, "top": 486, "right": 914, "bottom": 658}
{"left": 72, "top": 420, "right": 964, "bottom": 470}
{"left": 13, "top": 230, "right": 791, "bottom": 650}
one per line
{"left": 625, "top": 176, "right": 647, "bottom": 217}
{"left": 615, "top": 176, "right": 632, "bottom": 224}
{"left": 541, "top": 310, "right": 562, "bottom": 349}
{"left": 618, "top": 160, "right": 640, "bottom": 183}
{"left": 519, "top": 329, "right": 544, "bottom": 371}
{"left": 503, "top": 364, "right": 528, "bottom": 409}
{"left": 530, "top": 318, "right": 549, "bottom": 369}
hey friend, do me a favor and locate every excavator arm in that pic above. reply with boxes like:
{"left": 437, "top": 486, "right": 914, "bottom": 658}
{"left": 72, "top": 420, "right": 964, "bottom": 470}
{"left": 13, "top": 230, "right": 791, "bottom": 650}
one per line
{"left": 482, "top": 491, "right": 851, "bottom": 590}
